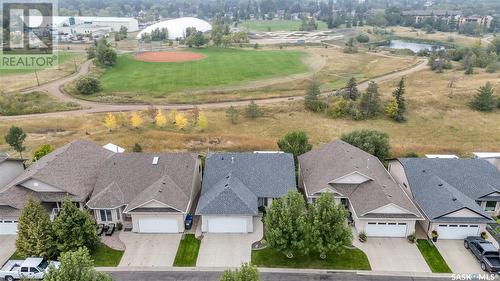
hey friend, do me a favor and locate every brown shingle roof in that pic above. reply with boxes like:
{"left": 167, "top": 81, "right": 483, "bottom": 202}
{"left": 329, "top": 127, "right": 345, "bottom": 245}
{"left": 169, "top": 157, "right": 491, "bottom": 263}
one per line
{"left": 87, "top": 153, "right": 199, "bottom": 213}
{"left": 298, "top": 140, "right": 422, "bottom": 219}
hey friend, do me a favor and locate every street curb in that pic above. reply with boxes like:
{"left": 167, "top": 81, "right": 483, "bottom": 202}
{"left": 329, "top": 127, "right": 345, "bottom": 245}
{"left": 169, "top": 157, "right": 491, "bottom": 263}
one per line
{"left": 96, "top": 266, "right": 452, "bottom": 278}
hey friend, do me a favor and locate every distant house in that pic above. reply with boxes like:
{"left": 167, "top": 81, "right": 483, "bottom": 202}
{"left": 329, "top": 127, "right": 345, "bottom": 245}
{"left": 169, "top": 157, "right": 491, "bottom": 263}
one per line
{"left": 459, "top": 15, "right": 493, "bottom": 28}
{"left": 87, "top": 152, "right": 201, "bottom": 233}
{"left": 389, "top": 158, "right": 499, "bottom": 239}
{"left": 473, "top": 152, "right": 500, "bottom": 171}
{"left": 299, "top": 140, "right": 423, "bottom": 238}
{"left": 196, "top": 152, "right": 296, "bottom": 233}
{"left": 402, "top": 10, "right": 462, "bottom": 24}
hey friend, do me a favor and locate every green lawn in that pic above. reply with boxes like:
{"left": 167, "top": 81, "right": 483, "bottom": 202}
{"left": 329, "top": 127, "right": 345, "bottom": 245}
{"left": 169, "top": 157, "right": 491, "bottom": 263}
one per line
{"left": 251, "top": 247, "right": 371, "bottom": 270}
{"left": 98, "top": 48, "right": 307, "bottom": 95}
{"left": 8, "top": 251, "right": 25, "bottom": 261}
{"left": 240, "top": 20, "right": 328, "bottom": 32}
{"left": 173, "top": 234, "right": 201, "bottom": 267}
{"left": 0, "top": 52, "right": 79, "bottom": 75}
{"left": 90, "top": 242, "right": 124, "bottom": 267}
{"left": 0, "top": 91, "right": 81, "bottom": 116}
{"left": 416, "top": 239, "right": 452, "bottom": 273}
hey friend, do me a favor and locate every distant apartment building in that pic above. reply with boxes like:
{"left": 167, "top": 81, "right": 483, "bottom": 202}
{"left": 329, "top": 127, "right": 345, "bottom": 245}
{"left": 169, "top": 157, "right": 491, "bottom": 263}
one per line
{"left": 403, "top": 10, "right": 493, "bottom": 28}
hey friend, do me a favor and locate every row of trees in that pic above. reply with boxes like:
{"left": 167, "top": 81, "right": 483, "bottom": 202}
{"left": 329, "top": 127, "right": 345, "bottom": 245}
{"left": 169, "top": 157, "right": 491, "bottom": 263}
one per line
{"left": 305, "top": 77, "right": 407, "bottom": 122}
{"left": 225, "top": 101, "right": 264, "bottom": 124}
{"left": 104, "top": 109, "right": 208, "bottom": 131}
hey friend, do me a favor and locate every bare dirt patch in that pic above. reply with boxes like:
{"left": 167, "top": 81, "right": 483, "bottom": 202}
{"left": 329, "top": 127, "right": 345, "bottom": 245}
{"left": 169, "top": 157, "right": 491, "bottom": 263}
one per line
{"left": 135, "top": 51, "right": 206, "bottom": 63}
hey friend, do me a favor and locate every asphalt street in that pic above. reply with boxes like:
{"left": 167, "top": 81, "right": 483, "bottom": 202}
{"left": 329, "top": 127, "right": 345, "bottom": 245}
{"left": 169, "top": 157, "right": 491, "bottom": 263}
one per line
{"left": 108, "top": 271, "right": 453, "bottom": 281}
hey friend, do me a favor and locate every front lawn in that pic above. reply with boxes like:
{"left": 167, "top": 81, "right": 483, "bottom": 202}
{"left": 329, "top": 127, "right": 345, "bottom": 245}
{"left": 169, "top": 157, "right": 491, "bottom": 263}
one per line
{"left": 416, "top": 239, "right": 452, "bottom": 273}
{"left": 173, "top": 234, "right": 201, "bottom": 267}
{"left": 251, "top": 247, "right": 371, "bottom": 270}
{"left": 90, "top": 242, "right": 124, "bottom": 267}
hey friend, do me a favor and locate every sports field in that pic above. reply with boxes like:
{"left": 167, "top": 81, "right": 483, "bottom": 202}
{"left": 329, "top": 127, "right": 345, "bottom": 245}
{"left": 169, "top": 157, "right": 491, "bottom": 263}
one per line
{"left": 99, "top": 48, "right": 307, "bottom": 94}
{"left": 240, "top": 20, "right": 328, "bottom": 32}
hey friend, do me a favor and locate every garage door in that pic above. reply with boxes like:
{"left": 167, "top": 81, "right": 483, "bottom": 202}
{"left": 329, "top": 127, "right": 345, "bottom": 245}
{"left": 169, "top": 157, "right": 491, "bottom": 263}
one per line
{"left": 0, "top": 220, "right": 18, "bottom": 235}
{"left": 437, "top": 224, "right": 479, "bottom": 239}
{"left": 366, "top": 222, "right": 407, "bottom": 237}
{"left": 207, "top": 217, "right": 248, "bottom": 233}
{"left": 137, "top": 217, "right": 179, "bottom": 233}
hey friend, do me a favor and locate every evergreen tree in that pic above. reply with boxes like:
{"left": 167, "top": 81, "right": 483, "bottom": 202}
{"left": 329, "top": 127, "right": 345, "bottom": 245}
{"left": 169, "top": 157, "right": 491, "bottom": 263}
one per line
{"left": 470, "top": 82, "right": 497, "bottom": 112}
{"left": 389, "top": 77, "right": 406, "bottom": 122}
{"left": 53, "top": 197, "right": 99, "bottom": 253}
{"left": 16, "top": 198, "right": 57, "bottom": 259}
{"left": 345, "top": 77, "right": 359, "bottom": 100}
{"left": 464, "top": 54, "right": 474, "bottom": 75}
{"left": 358, "top": 81, "right": 381, "bottom": 118}
{"left": 245, "top": 101, "right": 263, "bottom": 119}
{"left": 225, "top": 106, "right": 239, "bottom": 124}
{"left": 304, "top": 79, "right": 326, "bottom": 112}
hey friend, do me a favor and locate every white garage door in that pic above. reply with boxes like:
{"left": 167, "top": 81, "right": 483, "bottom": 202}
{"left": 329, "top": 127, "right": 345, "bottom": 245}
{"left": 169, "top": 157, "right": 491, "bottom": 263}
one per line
{"left": 366, "top": 222, "right": 407, "bottom": 237}
{"left": 0, "top": 220, "right": 18, "bottom": 235}
{"left": 207, "top": 217, "right": 248, "bottom": 233}
{"left": 137, "top": 217, "right": 179, "bottom": 233}
{"left": 437, "top": 224, "right": 479, "bottom": 239}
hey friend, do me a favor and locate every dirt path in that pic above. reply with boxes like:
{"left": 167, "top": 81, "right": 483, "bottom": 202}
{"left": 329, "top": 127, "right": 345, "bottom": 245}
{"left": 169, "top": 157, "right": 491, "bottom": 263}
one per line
{"left": 2, "top": 54, "right": 428, "bottom": 121}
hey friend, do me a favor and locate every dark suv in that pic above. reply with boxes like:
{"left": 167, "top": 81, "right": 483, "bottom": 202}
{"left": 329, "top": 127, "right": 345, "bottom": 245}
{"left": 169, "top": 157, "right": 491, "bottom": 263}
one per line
{"left": 464, "top": 236, "right": 500, "bottom": 272}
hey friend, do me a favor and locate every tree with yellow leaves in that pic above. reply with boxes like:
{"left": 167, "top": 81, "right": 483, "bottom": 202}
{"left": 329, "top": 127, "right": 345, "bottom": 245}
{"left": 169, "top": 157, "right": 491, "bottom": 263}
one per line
{"left": 104, "top": 113, "right": 117, "bottom": 131}
{"left": 155, "top": 111, "right": 167, "bottom": 128}
{"left": 175, "top": 112, "right": 188, "bottom": 130}
{"left": 168, "top": 110, "right": 177, "bottom": 125}
{"left": 130, "top": 112, "right": 143, "bottom": 129}
{"left": 385, "top": 96, "right": 399, "bottom": 120}
{"left": 197, "top": 112, "right": 208, "bottom": 131}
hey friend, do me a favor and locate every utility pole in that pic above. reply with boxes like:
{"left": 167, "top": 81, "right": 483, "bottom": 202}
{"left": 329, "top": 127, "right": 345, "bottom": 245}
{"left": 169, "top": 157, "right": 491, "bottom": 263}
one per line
{"left": 34, "top": 69, "right": 40, "bottom": 86}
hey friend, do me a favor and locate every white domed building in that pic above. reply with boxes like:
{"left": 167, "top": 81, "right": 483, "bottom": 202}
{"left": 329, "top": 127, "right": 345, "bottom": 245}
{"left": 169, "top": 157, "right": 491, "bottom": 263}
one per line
{"left": 137, "top": 17, "right": 212, "bottom": 40}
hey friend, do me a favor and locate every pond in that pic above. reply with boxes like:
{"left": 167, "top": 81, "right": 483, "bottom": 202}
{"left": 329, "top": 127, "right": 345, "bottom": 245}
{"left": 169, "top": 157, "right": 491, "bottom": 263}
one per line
{"left": 387, "top": 40, "right": 443, "bottom": 52}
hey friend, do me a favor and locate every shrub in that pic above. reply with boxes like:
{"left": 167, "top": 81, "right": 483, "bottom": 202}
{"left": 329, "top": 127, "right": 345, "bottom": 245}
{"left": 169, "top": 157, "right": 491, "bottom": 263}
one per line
{"left": 486, "top": 62, "right": 500, "bottom": 73}
{"left": 481, "top": 231, "right": 488, "bottom": 239}
{"left": 407, "top": 233, "right": 417, "bottom": 243}
{"left": 327, "top": 98, "right": 352, "bottom": 118}
{"left": 359, "top": 231, "right": 367, "bottom": 242}
{"left": 75, "top": 77, "right": 101, "bottom": 95}
{"left": 356, "top": 34, "right": 370, "bottom": 43}
{"left": 404, "top": 151, "right": 420, "bottom": 158}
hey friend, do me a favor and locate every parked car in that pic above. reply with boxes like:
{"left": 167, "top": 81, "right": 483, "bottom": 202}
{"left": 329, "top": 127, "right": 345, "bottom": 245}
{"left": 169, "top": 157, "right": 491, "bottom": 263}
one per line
{"left": 0, "top": 257, "right": 60, "bottom": 281}
{"left": 464, "top": 236, "right": 500, "bottom": 272}
{"left": 185, "top": 214, "right": 193, "bottom": 230}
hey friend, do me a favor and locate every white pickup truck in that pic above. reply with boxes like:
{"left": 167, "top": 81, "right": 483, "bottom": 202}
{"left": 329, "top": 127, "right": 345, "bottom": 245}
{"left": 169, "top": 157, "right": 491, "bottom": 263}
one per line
{"left": 0, "top": 257, "right": 60, "bottom": 281}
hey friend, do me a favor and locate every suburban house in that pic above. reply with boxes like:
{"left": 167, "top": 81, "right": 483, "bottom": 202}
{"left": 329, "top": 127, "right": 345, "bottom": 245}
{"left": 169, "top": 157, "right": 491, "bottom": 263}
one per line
{"left": 298, "top": 140, "right": 423, "bottom": 238}
{"left": 196, "top": 152, "right": 296, "bottom": 233}
{"left": 389, "top": 158, "right": 499, "bottom": 239}
{"left": 0, "top": 140, "right": 114, "bottom": 235}
{"left": 87, "top": 152, "right": 201, "bottom": 233}
{"left": 473, "top": 152, "right": 500, "bottom": 171}
{"left": 0, "top": 154, "right": 25, "bottom": 235}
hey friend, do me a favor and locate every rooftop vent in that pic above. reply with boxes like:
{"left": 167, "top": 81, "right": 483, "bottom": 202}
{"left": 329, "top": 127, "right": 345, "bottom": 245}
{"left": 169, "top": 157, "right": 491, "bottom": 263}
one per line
{"left": 231, "top": 156, "right": 234, "bottom": 164}
{"left": 438, "top": 183, "right": 443, "bottom": 186}
{"left": 452, "top": 197, "right": 457, "bottom": 201}
{"left": 152, "top": 156, "right": 159, "bottom": 165}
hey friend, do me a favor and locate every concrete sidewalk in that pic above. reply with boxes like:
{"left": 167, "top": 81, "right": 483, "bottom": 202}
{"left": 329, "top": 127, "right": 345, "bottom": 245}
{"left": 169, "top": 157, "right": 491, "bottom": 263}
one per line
{"left": 97, "top": 266, "right": 453, "bottom": 279}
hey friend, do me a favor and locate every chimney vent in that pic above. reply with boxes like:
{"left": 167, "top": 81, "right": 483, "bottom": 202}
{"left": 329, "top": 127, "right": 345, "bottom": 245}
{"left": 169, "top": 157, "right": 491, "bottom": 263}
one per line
{"left": 152, "top": 156, "right": 159, "bottom": 165}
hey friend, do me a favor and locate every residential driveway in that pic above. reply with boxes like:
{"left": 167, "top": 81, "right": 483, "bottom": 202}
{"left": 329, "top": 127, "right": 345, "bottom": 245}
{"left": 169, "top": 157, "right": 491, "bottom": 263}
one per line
{"left": 435, "top": 240, "right": 483, "bottom": 274}
{"left": 0, "top": 235, "right": 16, "bottom": 266}
{"left": 353, "top": 238, "right": 430, "bottom": 272}
{"left": 197, "top": 217, "right": 263, "bottom": 267}
{"left": 118, "top": 232, "right": 182, "bottom": 267}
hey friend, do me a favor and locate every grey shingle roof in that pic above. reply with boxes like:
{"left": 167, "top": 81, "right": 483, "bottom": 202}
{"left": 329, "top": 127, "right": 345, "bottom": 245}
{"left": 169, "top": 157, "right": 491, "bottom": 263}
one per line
{"left": 299, "top": 140, "right": 422, "bottom": 219}
{"left": 196, "top": 152, "right": 296, "bottom": 215}
{"left": 0, "top": 140, "right": 113, "bottom": 217}
{"left": 87, "top": 152, "right": 198, "bottom": 213}
{"left": 398, "top": 158, "right": 499, "bottom": 222}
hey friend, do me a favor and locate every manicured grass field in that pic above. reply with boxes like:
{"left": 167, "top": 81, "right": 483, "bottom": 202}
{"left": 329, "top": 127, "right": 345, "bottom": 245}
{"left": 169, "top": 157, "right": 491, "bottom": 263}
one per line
{"left": 240, "top": 20, "right": 327, "bottom": 32}
{"left": 98, "top": 48, "right": 307, "bottom": 94}
{"left": 251, "top": 247, "right": 371, "bottom": 270}
{"left": 173, "top": 234, "right": 201, "bottom": 267}
{"left": 416, "top": 239, "right": 452, "bottom": 273}
{"left": 90, "top": 242, "right": 124, "bottom": 267}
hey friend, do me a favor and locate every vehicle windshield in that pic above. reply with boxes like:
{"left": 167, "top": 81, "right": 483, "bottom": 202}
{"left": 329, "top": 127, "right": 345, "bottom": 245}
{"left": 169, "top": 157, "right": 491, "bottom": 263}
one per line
{"left": 37, "top": 260, "right": 49, "bottom": 270}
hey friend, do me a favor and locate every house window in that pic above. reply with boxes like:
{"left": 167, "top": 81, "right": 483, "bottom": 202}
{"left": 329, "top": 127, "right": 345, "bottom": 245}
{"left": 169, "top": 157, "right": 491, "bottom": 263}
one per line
{"left": 485, "top": 201, "right": 497, "bottom": 212}
{"left": 100, "top": 209, "right": 113, "bottom": 222}
{"left": 258, "top": 198, "right": 268, "bottom": 207}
